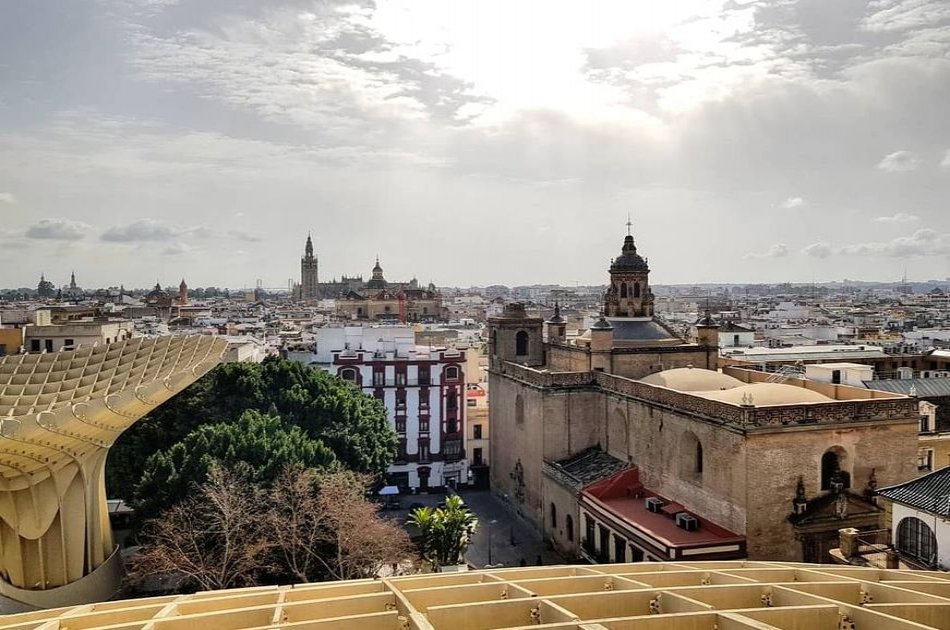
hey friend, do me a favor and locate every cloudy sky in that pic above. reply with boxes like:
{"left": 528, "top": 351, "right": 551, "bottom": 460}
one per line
{"left": 1, "top": 0, "right": 949, "bottom": 289}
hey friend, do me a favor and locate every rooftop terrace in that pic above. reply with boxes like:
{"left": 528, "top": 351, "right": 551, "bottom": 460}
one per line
{"left": 4, "top": 562, "right": 950, "bottom": 629}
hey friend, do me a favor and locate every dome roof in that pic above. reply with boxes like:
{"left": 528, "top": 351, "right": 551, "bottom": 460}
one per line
{"left": 700, "top": 383, "right": 832, "bottom": 406}
{"left": 610, "top": 235, "right": 649, "bottom": 272}
{"left": 640, "top": 368, "right": 743, "bottom": 391}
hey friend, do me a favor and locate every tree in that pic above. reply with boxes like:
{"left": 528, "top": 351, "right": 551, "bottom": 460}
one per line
{"left": 268, "top": 468, "right": 415, "bottom": 582}
{"left": 131, "top": 466, "right": 415, "bottom": 593}
{"left": 130, "top": 467, "right": 274, "bottom": 592}
{"left": 107, "top": 358, "right": 396, "bottom": 503}
{"left": 408, "top": 496, "right": 479, "bottom": 568}
{"left": 132, "top": 409, "right": 337, "bottom": 523}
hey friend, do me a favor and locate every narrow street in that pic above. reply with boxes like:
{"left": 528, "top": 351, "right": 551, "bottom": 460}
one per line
{"left": 458, "top": 489, "right": 565, "bottom": 569}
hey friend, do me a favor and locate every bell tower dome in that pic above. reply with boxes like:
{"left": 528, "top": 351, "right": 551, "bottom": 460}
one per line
{"left": 604, "top": 219, "right": 654, "bottom": 318}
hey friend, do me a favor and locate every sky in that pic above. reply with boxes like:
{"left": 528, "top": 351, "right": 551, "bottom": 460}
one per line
{"left": 1, "top": 0, "right": 949, "bottom": 289}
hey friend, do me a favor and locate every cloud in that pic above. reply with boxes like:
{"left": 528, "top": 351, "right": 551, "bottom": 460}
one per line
{"left": 229, "top": 229, "right": 264, "bottom": 243}
{"left": 0, "top": 192, "right": 16, "bottom": 204}
{"left": 744, "top": 243, "right": 788, "bottom": 259}
{"left": 25, "top": 218, "right": 91, "bottom": 241}
{"left": 779, "top": 197, "right": 804, "bottom": 209}
{"left": 942, "top": 149, "right": 950, "bottom": 168}
{"left": 101, "top": 219, "right": 179, "bottom": 242}
{"left": 802, "top": 242, "right": 833, "bottom": 258}
{"left": 161, "top": 242, "right": 195, "bottom": 256}
{"left": 838, "top": 229, "right": 950, "bottom": 257}
{"left": 877, "top": 150, "right": 920, "bottom": 172}
{"left": 874, "top": 212, "right": 919, "bottom": 224}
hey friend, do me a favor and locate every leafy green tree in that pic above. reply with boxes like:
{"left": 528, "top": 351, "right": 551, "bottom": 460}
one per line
{"left": 132, "top": 409, "right": 336, "bottom": 523}
{"left": 408, "top": 496, "right": 479, "bottom": 568}
{"left": 107, "top": 358, "right": 396, "bottom": 502}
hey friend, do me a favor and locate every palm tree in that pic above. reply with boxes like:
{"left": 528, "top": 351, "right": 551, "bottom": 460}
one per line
{"left": 407, "top": 495, "right": 479, "bottom": 568}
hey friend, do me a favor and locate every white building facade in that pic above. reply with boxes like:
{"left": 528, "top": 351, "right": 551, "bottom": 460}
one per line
{"left": 286, "top": 326, "right": 468, "bottom": 492}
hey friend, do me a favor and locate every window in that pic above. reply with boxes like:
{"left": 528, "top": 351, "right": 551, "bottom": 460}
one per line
{"left": 64, "top": 339, "right": 74, "bottom": 348}
{"left": 395, "top": 370, "right": 407, "bottom": 386}
{"left": 897, "top": 517, "right": 937, "bottom": 565}
{"left": 515, "top": 330, "right": 529, "bottom": 356}
{"left": 733, "top": 334, "right": 740, "bottom": 346}
{"left": 418, "top": 439, "right": 430, "bottom": 463}
{"left": 445, "top": 366, "right": 459, "bottom": 380}
{"left": 565, "top": 514, "right": 574, "bottom": 542}
{"left": 418, "top": 416, "right": 429, "bottom": 432}
{"left": 373, "top": 369, "right": 385, "bottom": 387}
{"left": 45, "top": 339, "right": 53, "bottom": 352}
{"left": 821, "top": 449, "right": 850, "bottom": 490}
{"left": 340, "top": 368, "right": 357, "bottom": 382}
{"left": 395, "top": 417, "right": 406, "bottom": 433}
{"left": 443, "top": 438, "right": 462, "bottom": 460}
{"left": 598, "top": 525, "right": 610, "bottom": 562}
{"left": 467, "top": 398, "right": 477, "bottom": 407}
{"left": 473, "top": 424, "right": 482, "bottom": 439}
{"left": 447, "top": 394, "right": 457, "bottom": 411}
{"left": 831, "top": 369, "right": 841, "bottom": 384}
{"left": 614, "top": 535, "right": 626, "bottom": 563}
{"left": 418, "top": 367, "right": 430, "bottom": 385}
{"left": 633, "top": 282, "right": 640, "bottom": 298}
{"left": 550, "top": 502, "right": 557, "bottom": 529}
{"left": 396, "top": 438, "right": 407, "bottom": 462}
{"left": 917, "top": 449, "right": 934, "bottom": 472}
{"left": 620, "top": 282, "right": 627, "bottom": 298}
{"left": 473, "top": 447, "right": 483, "bottom": 466}
{"left": 584, "top": 515, "right": 595, "bottom": 553}
{"left": 920, "top": 415, "right": 931, "bottom": 433}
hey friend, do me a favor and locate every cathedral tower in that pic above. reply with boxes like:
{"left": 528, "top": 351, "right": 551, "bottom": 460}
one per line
{"left": 300, "top": 233, "right": 319, "bottom": 300}
{"left": 604, "top": 221, "right": 654, "bottom": 318}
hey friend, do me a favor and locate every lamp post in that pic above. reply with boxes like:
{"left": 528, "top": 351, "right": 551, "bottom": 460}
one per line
{"left": 487, "top": 519, "right": 498, "bottom": 566}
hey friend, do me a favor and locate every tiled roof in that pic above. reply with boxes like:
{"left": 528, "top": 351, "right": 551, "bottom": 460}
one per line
{"left": 876, "top": 466, "right": 950, "bottom": 517}
{"left": 545, "top": 447, "right": 629, "bottom": 489}
{"left": 863, "top": 378, "right": 950, "bottom": 398}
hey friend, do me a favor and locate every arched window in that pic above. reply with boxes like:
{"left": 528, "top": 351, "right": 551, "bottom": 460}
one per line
{"left": 566, "top": 514, "right": 574, "bottom": 542}
{"left": 339, "top": 368, "right": 357, "bottom": 382}
{"left": 550, "top": 502, "right": 557, "bottom": 529}
{"left": 696, "top": 442, "right": 704, "bottom": 474}
{"left": 680, "top": 431, "right": 704, "bottom": 480}
{"left": 620, "top": 282, "right": 627, "bottom": 298}
{"left": 515, "top": 394, "right": 524, "bottom": 425}
{"left": 821, "top": 448, "right": 850, "bottom": 491}
{"left": 897, "top": 517, "right": 937, "bottom": 565}
{"left": 446, "top": 366, "right": 459, "bottom": 380}
{"left": 515, "top": 330, "right": 529, "bottom": 356}
{"left": 633, "top": 282, "right": 641, "bottom": 298}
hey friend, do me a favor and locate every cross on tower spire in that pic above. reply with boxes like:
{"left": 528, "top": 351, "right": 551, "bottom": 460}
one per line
{"left": 626, "top": 214, "right": 632, "bottom": 236}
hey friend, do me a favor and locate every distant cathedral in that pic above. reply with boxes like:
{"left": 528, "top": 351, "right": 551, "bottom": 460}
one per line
{"left": 293, "top": 233, "right": 443, "bottom": 321}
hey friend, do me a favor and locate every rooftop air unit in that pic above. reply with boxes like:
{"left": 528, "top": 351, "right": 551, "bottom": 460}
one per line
{"left": 645, "top": 497, "right": 664, "bottom": 513}
{"left": 676, "top": 513, "right": 699, "bottom": 531}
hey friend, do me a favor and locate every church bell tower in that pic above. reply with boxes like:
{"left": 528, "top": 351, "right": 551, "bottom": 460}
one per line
{"left": 300, "top": 233, "right": 319, "bottom": 300}
{"left": 604, "top": 219, "right": 655, "bottom": 318}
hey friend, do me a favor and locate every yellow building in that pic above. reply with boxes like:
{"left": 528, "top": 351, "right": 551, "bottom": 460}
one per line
{"left": 0, "top": 327, "right": 24, "bottom": 356}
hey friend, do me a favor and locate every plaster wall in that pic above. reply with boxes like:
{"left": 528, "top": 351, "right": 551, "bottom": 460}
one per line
{"left": 891, "top": 502, "right": 950, "bottom": 570}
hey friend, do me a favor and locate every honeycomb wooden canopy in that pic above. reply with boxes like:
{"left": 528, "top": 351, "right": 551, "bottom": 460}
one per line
{"left": 3, "top": 561, "right": 949, "bottom": 629}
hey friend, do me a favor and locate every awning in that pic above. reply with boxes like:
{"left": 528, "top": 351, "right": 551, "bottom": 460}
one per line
{"left": 379, "top": 486, "right": 400, "bottom": 496}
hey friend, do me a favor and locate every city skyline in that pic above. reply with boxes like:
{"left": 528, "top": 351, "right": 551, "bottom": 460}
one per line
{"left": 2, "top": 1, "right": 949, "bottom": 287}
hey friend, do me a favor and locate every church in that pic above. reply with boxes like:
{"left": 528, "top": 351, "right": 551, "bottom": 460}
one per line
{"left": 488, "top": 227, "right": 919, "bottom": 564}
{"left": 294, "top": 234, "right": 444, "bottom": 322}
